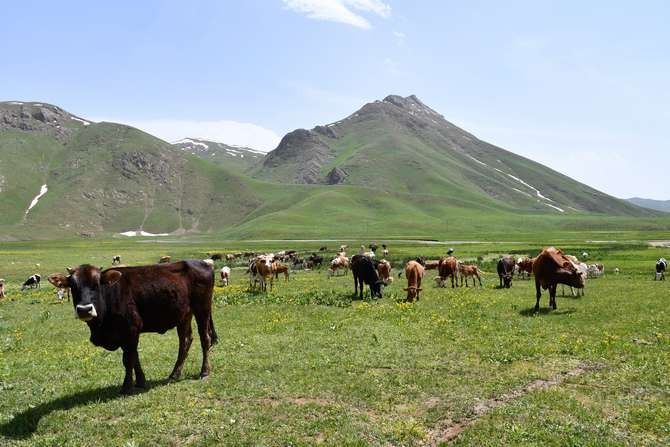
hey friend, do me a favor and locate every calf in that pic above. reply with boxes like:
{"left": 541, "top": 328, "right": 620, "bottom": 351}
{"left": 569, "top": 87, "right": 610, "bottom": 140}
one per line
{"left": 220, "top": 266, "right": 231, "bottom": 286}
{"left": 403, "top": 260, "right": 425, "bottom": 302}
{"left": 350, "top": 254, "right": 384, "bottom": 299}
{"left": 436, "top": 256, "right": 458, "bottom": 288}
{"left": 376, "top": 259, "right": 393, "bottom": 285}
{"left": 497, "top": 256, "right": 515, "bottom": 288}
{"left": 656, "top": 258, "right": 667, "bottom": 280}
{"left": 458, "top": 263, "right": 482, "bottom": 287}
{"left": 272, "top": 262, "right": 290, "bottom": 281}
{"left": 21, "top": 274, "right": 41, "bottom": 290}
{"left": 47, "top": 261, "right": 217, "bottom": 394}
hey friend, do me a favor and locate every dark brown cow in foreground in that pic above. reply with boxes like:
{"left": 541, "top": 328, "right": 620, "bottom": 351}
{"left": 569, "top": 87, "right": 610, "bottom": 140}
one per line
{"left": 47, "top": 260, "right": 217, "bottom": 394}
{"left": 436, "top": 256, "right": 458, "bottom": 288}
{"left": 404, "top": 260, "right": 425, "bottom": 302}
{"left": 533, "top": 247, "right": 585, "bottom": 311}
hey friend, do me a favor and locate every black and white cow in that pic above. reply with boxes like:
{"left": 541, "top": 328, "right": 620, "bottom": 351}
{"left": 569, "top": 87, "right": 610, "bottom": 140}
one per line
{"left": 656, "top": 258, "right": 667, "bottom": 281}
{"left": 112, "top": 255, "right": 121, "bottom": 265}
{"left": 21, "top": 274, "right": 41, "bottom": 290}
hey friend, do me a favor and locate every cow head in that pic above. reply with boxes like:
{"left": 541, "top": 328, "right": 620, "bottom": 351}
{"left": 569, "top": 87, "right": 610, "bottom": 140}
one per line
{"left": 371, "top": 280, "right": 384, "bottom": 298}
{"left": 403, "top": 286, "right": 422, "bottom": 302}
{"left": 48, "top": 265, "right": 121, "bottom": 322}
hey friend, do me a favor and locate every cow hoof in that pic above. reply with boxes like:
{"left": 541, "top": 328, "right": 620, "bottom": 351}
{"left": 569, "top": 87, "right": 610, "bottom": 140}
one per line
{"left": 120, "top": 387, "right": 133, "bottom": 395}
{"left": 168, "top": 373, "right": 181, "bottom": 382}
{"left": 136, "top": 380, "right": 147, "bottom": 389}
{"left": 199, "top": 372, "right": 210, "bottom": 380}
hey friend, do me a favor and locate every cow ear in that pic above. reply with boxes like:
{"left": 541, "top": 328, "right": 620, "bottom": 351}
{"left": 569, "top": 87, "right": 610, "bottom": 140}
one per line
{"left": 417, "top": 288, "right": 422, "bottom": 292}
{"left": 48, "top": 273, "right": 70, "bottom": 288}
{"left": 66, "top": 267, "right": 74, "bottom": 275}
{"left": 101, "top": 270, "right": 122, "bottom": 286}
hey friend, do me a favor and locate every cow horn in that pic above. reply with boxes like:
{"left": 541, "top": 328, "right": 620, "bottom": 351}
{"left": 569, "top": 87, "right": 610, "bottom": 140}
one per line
{"left": 66, "top": 267, "right": 74, "bottom": 274}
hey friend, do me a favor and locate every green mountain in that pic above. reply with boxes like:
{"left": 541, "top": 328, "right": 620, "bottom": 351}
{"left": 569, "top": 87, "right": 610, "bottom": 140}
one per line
{"left": 0, "top": 97, "right": 662, "bottom": 240}
{"left": 253, "top": 95, "right": 651, "bottom": 216}
{"left": 626, "top": 197, "right": 670, "bottom": 213}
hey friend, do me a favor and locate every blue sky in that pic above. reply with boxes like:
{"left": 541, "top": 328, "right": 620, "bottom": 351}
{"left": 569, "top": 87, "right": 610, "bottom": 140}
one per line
{"left": 1, "top": 1, "right": 668, "bottom": 199}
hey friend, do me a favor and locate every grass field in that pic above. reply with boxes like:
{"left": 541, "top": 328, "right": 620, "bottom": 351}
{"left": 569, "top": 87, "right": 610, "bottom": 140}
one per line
{"left": 0, "top": 239, "right": 668, "bottom": 446}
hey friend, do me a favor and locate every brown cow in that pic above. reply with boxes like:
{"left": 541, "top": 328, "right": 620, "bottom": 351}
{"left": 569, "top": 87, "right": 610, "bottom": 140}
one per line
{"left": 497, "top": 256, "right": 516, "bottom": 288}
{"left": 458, "top": 263, "right": 482, "bottom": 287}
{"left": 533, "top": 247, "right": 585, "bottom": 311}
{"left": 403, "top": 260, "right": 425, "bottom": 302}
{"left": 159, "top": 255, "right": 171, "bottom": 264}
{"left": 376, "top": 259, "right": 393, "bottom": 285}
{"left": 272, "top": 262, "right": 290, "bottom": 281}
{"left": 436, "top": 256, "right": 458, "bottom": 288}
{"left": 516, "top": 256, "right": 534, "bottom": 279}
{"left": 47, "top": 261, "right": 217, "bottom": 394}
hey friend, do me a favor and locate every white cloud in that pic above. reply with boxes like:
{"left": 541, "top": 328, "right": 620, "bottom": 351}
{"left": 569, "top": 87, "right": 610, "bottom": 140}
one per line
{"left": 282, "top": 0, "right": 391, "bottom": 29}
{"left": 93, "top": 117, "right": 281, "bottom": 152}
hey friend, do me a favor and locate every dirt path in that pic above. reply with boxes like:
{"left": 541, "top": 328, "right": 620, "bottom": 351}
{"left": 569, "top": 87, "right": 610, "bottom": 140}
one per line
{"left": 425, "top": 362, "right": 605, "bottom": 445}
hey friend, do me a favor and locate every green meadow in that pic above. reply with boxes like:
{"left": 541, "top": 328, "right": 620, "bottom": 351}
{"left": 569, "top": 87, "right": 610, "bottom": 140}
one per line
{"left": 0, "top": 238, "right": 668, "bottom": 446}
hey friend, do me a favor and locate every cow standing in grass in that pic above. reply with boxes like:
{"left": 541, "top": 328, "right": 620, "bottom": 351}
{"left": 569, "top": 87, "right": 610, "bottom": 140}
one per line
{"left": 532, "top": 247, "right": 585, "bottom": 311}
{"left": 458, "top": 263, "right": 483, "bottom": 287}
{"left": 351, "top": 254, "right": 384, "bottom": 299}
{"left": 21, "top": 274, "right": 41, "bottom": 290}
{"left": 403, "top": 260, "right": 424, "bottom": 302}
{"left": 497, "top": 256, "right": 515, "bottom": 288}
{"left": 47, "top": 261, "right": 217, "bottom": 394}
{"left": 435, "top": 256, "right": 458, "bottom": 288}
{"left": 0, "top": 279, "right": 5, "bottom": 298}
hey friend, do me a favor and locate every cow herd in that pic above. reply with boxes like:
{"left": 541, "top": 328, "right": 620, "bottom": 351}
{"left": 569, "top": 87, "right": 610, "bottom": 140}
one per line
{"left": 0, "top": 244, "right": 667, "bottom": 395}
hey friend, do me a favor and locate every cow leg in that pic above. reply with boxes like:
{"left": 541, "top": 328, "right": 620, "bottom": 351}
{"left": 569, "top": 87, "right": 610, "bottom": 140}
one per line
{"left": 194, "top": 312, "right": 212, "bottom": 379}
{"left": 549, "top": 284, "right": 557, "bottom": 309}
{"left": 134, "top": 355, "right": 147, "bottom": 389}
{"left": 169, "top": 317, "right": 194, "bottom": 381}
{"left": 477, "top": 275, "right": 482, "bottom": 287}
{"left": 499, "top": 275, "right": 503, "bottom": 288}
{"left": 121, "top": 342, "right": 140, "bottom": 394}
{"left": 534, "top": 280, "right": 541, "bottom": 311}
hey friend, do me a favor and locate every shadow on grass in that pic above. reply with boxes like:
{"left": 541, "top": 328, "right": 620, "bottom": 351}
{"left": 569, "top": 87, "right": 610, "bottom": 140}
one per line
{"left": 519, "top": 307, "right": 577, "bottom": 317}
{"left": 0, "top": 379, "right": 169, "bottom": 439}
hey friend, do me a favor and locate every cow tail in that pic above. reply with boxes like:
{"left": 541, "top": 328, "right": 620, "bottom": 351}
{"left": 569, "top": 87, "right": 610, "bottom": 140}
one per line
{"left": 209, "top": 315, "right": 219, "bottom": 346}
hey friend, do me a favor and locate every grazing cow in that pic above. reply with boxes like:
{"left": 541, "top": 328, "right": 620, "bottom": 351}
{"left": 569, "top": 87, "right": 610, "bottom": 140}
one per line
{"left": 516, "top": 256, "right": 534, "bottom": 279}
{"left": 159, "top": 255, "right": 171, "bottom": 264}
{"left": 532, "top": 247, "right": 585, "bottom": 311}
{"left": 403, "top": 260, "right": 425, "bottom": 302}
{"left": 247, "top": 259, "right": 259, "bottom": 288}
{"left": 458, "top": 263, "right": 483, "bottom": 287}
{"left": 47, "top": 261, "right": 217, "bottom": 394}
{"left": 382, "top": 244, "right": 389, "bottom": 257}
{"left": 112, "top": 255, "right": 121, "bottom": 265}
{"left": 350, "top": 254, "right": 384, "bottom": 299}
{"left": 220, "top": 266, "right": 231, "bottom": 286}
{"left": 656, "top": 258, "right": 667, "bottom": 280}
{"left": 497, "top": 256, "right": 515, "bottom": 288}
{"left": 436, "top": 256, "right": 458, "bottom": 288}
{"left": 225, "top": 254, "right": 236, "bottom": 261}
{"left": 562, "top": 255, "right": 588, "bottom": 297}
{"left": 376, "top": 259, "right": 393, "bottom": 285}
{"left": 21, "top": 274, "right": 41, "bottom": 290}
{"left": 272, "top": 262, "right": 290, "bottom": 281}
{"left": 254, "top": 255, "right": 275, "bottom": 291}
{"left": 0, "top": 279, "right": 5, "bottom": 298}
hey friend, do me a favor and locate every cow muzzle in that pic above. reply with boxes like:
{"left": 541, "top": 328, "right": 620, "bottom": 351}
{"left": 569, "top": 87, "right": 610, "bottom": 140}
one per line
{"left": 75, "top": 304, "right": 97, "bottom": 321}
